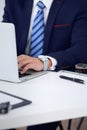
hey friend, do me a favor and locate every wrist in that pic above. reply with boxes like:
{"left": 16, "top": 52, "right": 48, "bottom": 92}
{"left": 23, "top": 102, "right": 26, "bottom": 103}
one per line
{"left": 48, "top": 58, "right": 52, "bottom": 69}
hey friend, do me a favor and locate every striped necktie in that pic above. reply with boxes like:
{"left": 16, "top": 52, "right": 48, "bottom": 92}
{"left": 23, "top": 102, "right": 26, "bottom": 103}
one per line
{"left": 29, "top": 1, "right": 45, "bottom": 57}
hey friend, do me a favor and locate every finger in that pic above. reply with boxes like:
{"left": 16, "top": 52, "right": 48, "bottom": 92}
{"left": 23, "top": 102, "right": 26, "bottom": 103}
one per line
{"left": 18, "top": 54, "right": 30, "bottom": 63}
{"left": 18, "top": 55, "right": 33, "bottom": 69}
{"left": 20, "top": 64, "right": 32, "bottom": 74}
{"left": 18, "top": 55, "right": 25, "bottom": 62}
{"left": 18, "top": 59, "right": 30, "bottom": 69}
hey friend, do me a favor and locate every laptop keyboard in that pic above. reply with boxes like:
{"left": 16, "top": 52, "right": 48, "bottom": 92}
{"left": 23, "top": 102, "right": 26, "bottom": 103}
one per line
{"left": 19, "top": 72, "right": 32, "bottom": 78}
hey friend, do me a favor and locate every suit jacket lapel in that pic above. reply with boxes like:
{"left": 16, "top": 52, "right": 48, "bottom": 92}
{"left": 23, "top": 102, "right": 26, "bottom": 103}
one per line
{"left": 44, "top": 0, "right": 64, "bottom": 54}
{"left": 23, "top": 0, "right": 33, "bottom": 35}
{"left": 19, "top": 0, "right": 33, "bottom": 53}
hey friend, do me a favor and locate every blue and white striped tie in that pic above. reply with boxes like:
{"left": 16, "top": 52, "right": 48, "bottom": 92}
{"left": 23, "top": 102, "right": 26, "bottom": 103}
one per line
{"left": 29, "top": 1, "right": 45, "bottom": 57}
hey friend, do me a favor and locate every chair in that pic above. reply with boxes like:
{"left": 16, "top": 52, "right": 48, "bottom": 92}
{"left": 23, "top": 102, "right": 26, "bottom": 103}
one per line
{"left": 67, "top": 117, "right": 84, "bottom": 130}
{"left": 58, "top": 122, "right": 64, "bottom": 130}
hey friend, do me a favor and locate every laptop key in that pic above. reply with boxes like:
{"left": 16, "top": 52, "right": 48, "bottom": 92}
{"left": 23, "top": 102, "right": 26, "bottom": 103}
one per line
{"left": 19, "top": 72, "right": 31, "bottom": 78}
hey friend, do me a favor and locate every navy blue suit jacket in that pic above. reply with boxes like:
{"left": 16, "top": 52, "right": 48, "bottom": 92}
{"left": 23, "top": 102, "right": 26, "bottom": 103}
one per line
{"left": 3, "top": 0, "right": 87, "bottom": 70}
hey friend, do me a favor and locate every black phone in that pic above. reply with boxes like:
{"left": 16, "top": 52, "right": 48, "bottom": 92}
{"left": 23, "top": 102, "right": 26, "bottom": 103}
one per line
{"left": 62, "top": 64, "right": 87, "bottom": 74}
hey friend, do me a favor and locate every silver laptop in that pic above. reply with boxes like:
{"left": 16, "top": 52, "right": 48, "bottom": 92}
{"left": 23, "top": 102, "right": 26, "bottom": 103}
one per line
{"left": 0, "top": 23, "right": 47, "bottom": 83}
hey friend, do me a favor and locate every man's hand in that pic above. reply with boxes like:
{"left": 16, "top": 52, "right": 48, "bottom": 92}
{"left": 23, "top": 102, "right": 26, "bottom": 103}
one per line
{"left": 18, "top": 54, "right": 52, "bottom": 74}
{"left": 18, "top": 55, "right": 44, "bottom": 74}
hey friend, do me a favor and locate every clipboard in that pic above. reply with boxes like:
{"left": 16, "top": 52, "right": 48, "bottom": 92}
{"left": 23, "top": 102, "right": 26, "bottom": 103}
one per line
{"left": 0, "top": 90, "right": 32, "bottom": 114}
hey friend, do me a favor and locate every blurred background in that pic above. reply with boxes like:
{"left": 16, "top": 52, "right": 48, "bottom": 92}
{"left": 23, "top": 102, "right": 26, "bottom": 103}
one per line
{"left": 0, "top": 0, "right": 5, "bottom": 21}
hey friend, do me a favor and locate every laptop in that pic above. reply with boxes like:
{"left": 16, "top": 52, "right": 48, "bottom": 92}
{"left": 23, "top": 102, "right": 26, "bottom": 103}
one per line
{"left": 0, "top": 23, "right": 47, "bottom": 83}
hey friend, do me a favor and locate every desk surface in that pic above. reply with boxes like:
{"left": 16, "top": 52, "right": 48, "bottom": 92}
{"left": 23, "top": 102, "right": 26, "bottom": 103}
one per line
{"left": 0, "top": 71, "right": 87, "bottom": 130}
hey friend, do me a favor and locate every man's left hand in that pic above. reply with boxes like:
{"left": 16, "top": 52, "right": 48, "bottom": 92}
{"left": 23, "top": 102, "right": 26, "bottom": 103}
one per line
{"left": 18, "top": 54, "right": 44, "bottom": 74}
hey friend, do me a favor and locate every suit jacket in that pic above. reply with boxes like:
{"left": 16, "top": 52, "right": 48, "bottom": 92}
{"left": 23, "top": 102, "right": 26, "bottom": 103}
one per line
{"left": 3, "top": 0, "right": 87, "bottom": 70}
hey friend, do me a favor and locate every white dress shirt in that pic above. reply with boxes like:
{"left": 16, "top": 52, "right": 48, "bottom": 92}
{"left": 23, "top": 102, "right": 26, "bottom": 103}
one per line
{"left": 25, "top": 0, "right": 57, "bottom": 70}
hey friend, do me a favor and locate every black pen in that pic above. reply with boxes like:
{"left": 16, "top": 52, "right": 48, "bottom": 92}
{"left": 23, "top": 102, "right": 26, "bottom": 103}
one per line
{"left": 59, "top": 75, "right": 85, "bottom": 84}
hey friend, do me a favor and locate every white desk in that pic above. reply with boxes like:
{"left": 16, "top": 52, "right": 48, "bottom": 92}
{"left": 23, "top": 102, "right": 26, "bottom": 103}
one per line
{"left": 0, "top": 71, "right": 87, "bottom": 130}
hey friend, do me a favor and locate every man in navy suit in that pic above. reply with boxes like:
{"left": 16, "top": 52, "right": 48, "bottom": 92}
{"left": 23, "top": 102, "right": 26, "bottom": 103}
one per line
{"left": 3, "top": 0, "right": 87, "bottom": 74}
{"left": 3, "top": 0, "right": 87, "bottom": 130}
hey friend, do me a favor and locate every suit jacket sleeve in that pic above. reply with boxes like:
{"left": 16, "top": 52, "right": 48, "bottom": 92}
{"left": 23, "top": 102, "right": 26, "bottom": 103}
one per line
{"left": 47, "top": 0, "right": 87, "bottom": 71}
